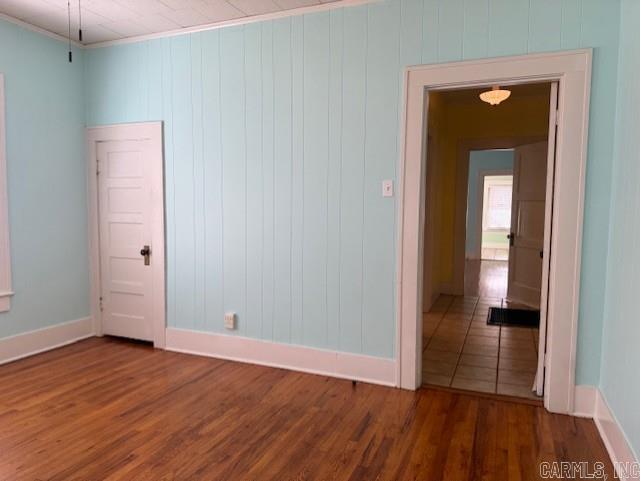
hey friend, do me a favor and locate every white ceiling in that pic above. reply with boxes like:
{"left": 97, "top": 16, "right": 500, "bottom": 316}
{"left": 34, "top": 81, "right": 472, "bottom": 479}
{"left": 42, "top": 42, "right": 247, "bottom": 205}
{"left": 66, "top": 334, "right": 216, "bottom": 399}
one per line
{"left": 0, "top": 0, "right": 341, "bottom": 45}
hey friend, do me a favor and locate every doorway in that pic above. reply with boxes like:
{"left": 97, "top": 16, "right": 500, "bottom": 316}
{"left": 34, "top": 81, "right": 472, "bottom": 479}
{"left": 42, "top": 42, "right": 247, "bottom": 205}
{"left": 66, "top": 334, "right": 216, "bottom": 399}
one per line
{"left": 87, "top": 122, "right": 166, "bottom": 348}
{"left": 465, "top": 155, "right": 515, "bottom": 300}
{"left": 396, "top": 48, "right": 592, "bottom": 415}
{"left": 465, "top": 142, "right": 550, "bottom": 310}
{"left": 420, "top": 83, "right": 553, "bottom": 400}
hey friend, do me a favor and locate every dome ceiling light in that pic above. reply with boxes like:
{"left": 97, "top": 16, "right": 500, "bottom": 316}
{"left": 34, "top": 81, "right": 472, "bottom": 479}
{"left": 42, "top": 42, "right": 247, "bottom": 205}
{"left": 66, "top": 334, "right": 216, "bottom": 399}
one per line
{"left": 479, "top": 85, "right": 512, "bottom": 105}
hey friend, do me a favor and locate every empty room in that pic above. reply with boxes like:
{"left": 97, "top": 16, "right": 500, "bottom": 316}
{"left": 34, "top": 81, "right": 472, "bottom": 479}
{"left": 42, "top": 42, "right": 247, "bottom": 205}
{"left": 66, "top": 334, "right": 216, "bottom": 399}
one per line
{"left": 0, "top": 0, "right": 639, "bottom": 479}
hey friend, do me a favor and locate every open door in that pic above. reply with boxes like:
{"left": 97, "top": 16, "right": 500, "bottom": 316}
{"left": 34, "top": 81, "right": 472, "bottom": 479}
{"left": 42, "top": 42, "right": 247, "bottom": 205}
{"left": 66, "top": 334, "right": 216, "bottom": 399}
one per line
{"left": 506, "top": 82, "right": 558, "bottom": 396}
{"left": 535, "top": 82, "right": 559, "bottom": 396}
{"left": 507, "top": 141, "right": 548, "bottom": 307}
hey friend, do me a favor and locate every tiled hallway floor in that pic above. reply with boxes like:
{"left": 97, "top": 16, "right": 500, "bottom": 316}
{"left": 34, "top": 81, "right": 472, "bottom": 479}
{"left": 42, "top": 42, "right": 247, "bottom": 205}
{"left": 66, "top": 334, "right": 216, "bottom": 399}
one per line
{"left": 422, "top": 295, "right": 541, "bottom": 400}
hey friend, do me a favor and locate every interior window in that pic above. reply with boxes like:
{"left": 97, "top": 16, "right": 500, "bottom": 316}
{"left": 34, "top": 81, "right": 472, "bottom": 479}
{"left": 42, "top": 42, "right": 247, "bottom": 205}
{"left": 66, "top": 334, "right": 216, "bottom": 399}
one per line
{"left": 484, "top": 183, "right": 512, "bottom": 230}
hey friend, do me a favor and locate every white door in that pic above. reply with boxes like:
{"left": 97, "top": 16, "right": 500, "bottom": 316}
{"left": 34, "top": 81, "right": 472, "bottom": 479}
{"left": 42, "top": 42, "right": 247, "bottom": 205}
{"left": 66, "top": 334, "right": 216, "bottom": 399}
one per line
{"left": 535, "top": 81, "right": 559, "bottom": 396}
{"left": 98, "top": 139, "right": 155, "bottom": 341}
{"left": 507, "top": 141, "right": 548, "bottom": 308}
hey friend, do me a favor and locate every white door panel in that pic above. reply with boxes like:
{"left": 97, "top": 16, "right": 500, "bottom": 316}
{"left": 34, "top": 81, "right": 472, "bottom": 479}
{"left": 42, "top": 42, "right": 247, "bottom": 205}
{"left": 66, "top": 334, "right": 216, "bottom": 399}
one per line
{"left": 516, "top": 201, "right": 545, "bottom": 245}
{"left": 98, "top": 140, "right": 154, "bottom": 342}
{"left": 507, "top": 141, "right": 548, "bottom": 308}
{"left": 512, "top": 248, "right": 544, "bottom": 295}
{"left": 514, "top": 155, "right": 547, "bottom": 197}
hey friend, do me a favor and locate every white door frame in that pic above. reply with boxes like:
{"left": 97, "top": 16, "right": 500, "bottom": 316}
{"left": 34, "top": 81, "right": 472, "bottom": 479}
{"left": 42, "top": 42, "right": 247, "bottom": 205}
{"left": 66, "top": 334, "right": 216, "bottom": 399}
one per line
{"left": 86, "top": 122, "right": 166, "bottom": 348}
{"left": 474, "top": 168, "right": 513, "bottom": 260}
{"left": 396, "top": 50, "right": 592, "bottom": 414}
{"left": 0, "top": 75, "right": 13, "bottom": 313}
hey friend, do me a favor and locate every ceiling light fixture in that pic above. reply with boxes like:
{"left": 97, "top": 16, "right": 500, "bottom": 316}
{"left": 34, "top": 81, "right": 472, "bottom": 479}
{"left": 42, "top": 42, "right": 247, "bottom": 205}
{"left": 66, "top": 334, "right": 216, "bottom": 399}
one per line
{"left": 479, "top": 85, "right": 511, "bottom": 105}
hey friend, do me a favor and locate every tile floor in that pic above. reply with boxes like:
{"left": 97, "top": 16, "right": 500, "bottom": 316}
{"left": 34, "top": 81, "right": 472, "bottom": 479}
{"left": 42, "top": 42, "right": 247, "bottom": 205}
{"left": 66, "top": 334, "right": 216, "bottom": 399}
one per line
{"left": 422, "top": 295, "right": 541, "bottom": 400}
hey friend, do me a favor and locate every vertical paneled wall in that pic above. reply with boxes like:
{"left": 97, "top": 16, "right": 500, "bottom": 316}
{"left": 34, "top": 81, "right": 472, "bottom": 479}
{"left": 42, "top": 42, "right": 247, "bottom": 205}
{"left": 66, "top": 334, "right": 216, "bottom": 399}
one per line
{"left": 86, "top": 0, "right": 620, "bottom": 371}
{"left": 601, "top": 0, "right": 640, "bottom": 458}
{"left": 0, "top": 20, "right": 87, "bottom": 339}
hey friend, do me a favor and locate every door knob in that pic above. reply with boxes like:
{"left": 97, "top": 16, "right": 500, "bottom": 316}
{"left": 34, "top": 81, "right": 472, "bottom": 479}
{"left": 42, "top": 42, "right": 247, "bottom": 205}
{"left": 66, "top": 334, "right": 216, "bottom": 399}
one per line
{"left": 140, "top": 245, "right": 151, "bottom": 266}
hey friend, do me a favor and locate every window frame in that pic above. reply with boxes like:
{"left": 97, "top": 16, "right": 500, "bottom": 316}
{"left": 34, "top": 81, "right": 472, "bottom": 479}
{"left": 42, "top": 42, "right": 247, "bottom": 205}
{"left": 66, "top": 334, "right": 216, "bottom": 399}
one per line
{"left": 0, "top": 74, "right": 13, "bottom": 312}
{"left": 482, "top": 175, "right": 513, "bottom": 232}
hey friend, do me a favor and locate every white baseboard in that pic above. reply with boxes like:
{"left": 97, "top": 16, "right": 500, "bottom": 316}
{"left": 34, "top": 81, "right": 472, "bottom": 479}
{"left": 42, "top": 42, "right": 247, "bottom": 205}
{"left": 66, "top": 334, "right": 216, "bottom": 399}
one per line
{"left": 594, "top": 390, "right": 638, "bottom": 481}
{"left": 573, "top": 385, "right": 638, "bottom": 480}
{"left": 165, "top": 327, "right": 397, "bottom": 387}
{"left": 0, "top": 317, "right": 94, "bottom": 365}
{"left": 573, "top": 384, "right": 597, "bottom": 418}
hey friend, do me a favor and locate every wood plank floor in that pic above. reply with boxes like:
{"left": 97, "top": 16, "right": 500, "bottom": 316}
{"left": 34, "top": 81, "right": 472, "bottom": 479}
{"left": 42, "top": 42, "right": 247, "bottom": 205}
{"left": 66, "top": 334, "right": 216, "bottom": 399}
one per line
{"left": 0, "top": 337, "right": 613, "bottom": 480}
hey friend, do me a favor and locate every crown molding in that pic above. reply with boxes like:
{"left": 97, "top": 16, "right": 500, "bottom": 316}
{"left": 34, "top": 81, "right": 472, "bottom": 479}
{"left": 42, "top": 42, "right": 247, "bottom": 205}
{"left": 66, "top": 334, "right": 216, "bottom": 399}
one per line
{"left": 0, "top": 12, "right": 82, "bottom": 48}
{"left": 1, "top": 0, "right": 375, "bottom": 52}
{"left": 86, "top": 0, "right": 376, "bottom": 49}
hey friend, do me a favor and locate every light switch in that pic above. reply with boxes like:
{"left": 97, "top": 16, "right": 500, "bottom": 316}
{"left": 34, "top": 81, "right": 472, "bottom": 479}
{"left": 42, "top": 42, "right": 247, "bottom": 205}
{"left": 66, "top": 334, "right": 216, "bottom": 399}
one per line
{"left": 382, "top": 179, "right": 394, "bottom": 197}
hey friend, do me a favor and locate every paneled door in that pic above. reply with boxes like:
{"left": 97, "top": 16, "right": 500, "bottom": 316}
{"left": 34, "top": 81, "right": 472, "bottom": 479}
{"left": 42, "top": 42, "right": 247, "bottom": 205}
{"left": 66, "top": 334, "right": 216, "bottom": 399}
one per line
{"left": 507, "top": 141, "right": 548, "bottom": 308}
{"left": 97, "top": 139, "right": 155, "bottom": 341}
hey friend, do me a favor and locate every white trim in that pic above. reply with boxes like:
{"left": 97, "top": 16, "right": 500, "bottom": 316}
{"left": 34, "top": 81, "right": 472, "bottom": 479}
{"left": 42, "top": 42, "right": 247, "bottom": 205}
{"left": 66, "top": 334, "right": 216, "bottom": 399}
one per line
{"left": 0, "top": 317, "right": 94, "bottom": 365}
{"left": 0, "top": 292, "right": 14, "bottom": 313}
{"left": 166, "top": 328, "right": 397, "bottom": 387}
{"left": 594, "top": 390, "right": 639, "bottom": 481}
{"left": 573, "top": 384, "right": 597, "bottom": 418}
{"left": 397, "top": 50, "right": 592, "bottom": 416}
{"left": 536, "top": 82, "right": 559, "bottom": 396}
{"left": 86, "top": 122, "right": 166, "bottom": 348}
{"left": 572, "top": 386, "right": 639, "bottom": 481}
{"left": 395, "top": 64, "right": 418, "bottom": 389}
{"left": 85, "top": 0, "right": 375, "bottom": 49}
{"left": 0, "top": 12, "right": 82, "bottom": 48}
{"left": 0, "top": 75, "right": 13, "bottom": 313}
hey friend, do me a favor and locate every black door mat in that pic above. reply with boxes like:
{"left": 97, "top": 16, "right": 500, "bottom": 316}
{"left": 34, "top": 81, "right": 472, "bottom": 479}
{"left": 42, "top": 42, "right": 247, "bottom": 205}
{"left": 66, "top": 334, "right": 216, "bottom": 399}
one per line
{"left": 487, "top": 307, "right": 540, "bottom": 327}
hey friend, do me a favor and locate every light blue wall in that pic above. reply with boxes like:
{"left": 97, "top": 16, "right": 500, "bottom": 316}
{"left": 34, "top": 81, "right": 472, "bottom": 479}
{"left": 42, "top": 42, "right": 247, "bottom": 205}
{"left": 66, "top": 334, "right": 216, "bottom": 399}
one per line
{"left": 600, "top": 0, "right": 640, "bottom": 459}
{"left": 465, "top": 150, "right": 514, "bottom": 258}
{"left": 0, "top": 20, "right": 88, "bottom": 338}
{"left": 85, "top": 0, "right": 621, "bottom": 370}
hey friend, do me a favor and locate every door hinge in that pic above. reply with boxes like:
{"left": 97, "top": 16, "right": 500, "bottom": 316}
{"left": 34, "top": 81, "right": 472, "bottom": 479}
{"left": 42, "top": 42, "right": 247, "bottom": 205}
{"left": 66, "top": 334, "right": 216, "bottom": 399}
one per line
{"left": 555, "top": 109, "right": 560, "bottom": 126}
{"left": 96, "top": 158, "right": 100, "bottom": 176}
{"left": 99, "top": 296, "right": 104, "bottom": 312}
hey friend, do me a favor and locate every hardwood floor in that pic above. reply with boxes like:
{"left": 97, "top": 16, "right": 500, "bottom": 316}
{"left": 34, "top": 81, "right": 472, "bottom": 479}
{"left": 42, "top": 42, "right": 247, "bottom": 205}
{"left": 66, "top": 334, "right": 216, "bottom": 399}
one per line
{"left": 0, "top": 337, "right": 613, "bottom": 480}
{"left": 464, "top": 259, "right": 509, "bottom": 299}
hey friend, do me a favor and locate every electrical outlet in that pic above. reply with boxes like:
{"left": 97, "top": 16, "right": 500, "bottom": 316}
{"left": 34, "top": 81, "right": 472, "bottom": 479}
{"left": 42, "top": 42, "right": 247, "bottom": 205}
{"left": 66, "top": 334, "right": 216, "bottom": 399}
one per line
{"left": 224, "top": 312, "right": 236, "bottom": 330}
